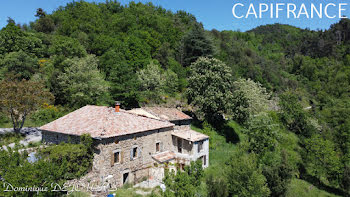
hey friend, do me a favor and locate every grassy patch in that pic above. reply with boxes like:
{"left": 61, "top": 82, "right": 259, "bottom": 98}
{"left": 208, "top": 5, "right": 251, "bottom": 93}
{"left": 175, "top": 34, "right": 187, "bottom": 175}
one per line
{"left": 286, "top": 178, "right": 340, "bottom": 197}
{"left": 0, "top": 119, "right": 42, "bottom": 128}
{"left": 0, "top": 132, "right": 25, "bottom": 146}
{"left": 191, "top": 121, "right": 240, "bottom": 177}
{"left": 67, "top": 191, "right": 91, "bottom": 197}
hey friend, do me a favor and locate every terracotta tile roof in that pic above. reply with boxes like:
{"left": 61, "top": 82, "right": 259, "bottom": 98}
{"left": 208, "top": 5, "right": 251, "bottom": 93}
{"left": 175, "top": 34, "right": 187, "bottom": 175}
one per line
{"left": 172, "top": 129, "right": 209, "bottom": 142}
{"left": 152, "top": 151, "right": 176, "bottom": 163}
{"left": 39, "top": 105, "right": 174, "bottom": 138}
{"left": 142, "top": 107, "right": 192, "bottom": 122}
{"left": 127, "top": 108, "right": 160, "bottom": 120}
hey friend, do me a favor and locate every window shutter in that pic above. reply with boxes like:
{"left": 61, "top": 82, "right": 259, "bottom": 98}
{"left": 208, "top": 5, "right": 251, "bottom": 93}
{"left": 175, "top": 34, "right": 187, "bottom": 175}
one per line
{"left": 138, "top": 147, "right": 142, "bottom": 158}
{"left": 121, "top": 151, "right": 124, "bottom": 164}
{"left": 160, "top": 142, "right": 164, "bottom": 152}
{"left": 130, "top": 148, "right": 133, "bottom": 160}
{"left": 110, "top": 151, "right": 114, "bottom": 167}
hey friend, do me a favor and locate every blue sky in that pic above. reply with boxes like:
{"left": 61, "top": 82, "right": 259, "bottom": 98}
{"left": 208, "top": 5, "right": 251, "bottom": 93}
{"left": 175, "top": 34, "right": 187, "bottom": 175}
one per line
{"left": 0, "top": 0, "right": 348, "bottom": 31}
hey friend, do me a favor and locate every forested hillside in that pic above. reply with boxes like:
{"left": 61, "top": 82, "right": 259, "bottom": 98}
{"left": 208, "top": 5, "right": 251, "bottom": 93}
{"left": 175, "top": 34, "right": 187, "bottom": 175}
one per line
{"left": 0, "top": 1, "right": 349, "bottom": 196}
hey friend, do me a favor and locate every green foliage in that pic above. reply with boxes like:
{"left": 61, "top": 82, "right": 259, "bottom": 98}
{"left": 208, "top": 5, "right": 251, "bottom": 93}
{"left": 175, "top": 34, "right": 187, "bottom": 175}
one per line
{"left": 57, "top": 55, "right": 110, "bottom": 108}
{"left": 286, "top": 178, "right": 340, "bottom": 197}
{"left": 232, "top": 78, "right": 271, "bottom": 124}
{"left": 0, "top": 23, "right": 44, "bottom": 56}
{"left": 0, "top": 135, "right": 93, "bottom": 196}
{"left": 0, "top": 132, "right": 24, "bottom": 146}
{"left": 49, "top": 35, "right": 87, "bottom": 59}
{"left": 225, "top": 149, "right": 270, "bottom": 197}
{"left": 138, "top": 60, "right": 164, "bottom": 92}
{"left": 163, "top": 160, "right": 204, "bottom": 197}
{"left": 245, "top": 112, "right": 279, "bottom": 155}
{"left": 108, "top": 62, "right": 140, "bottom": 109}
{"left": 187, "top": 57, "right": 233, "bottom": 121}
{"left": 30, "top": 104, "right": 67, "bottom": 126}
{"left": 0, "top": 2, "right": 349, "bottom": 196}
{"left": 279, "top": 92, "right": 315, "bottom": 138}
{"left": 0, "top": 50, "right": 38, "bottom": 80}
{"left": 262, "top": 150, "right": 294, "bottom": 197}
{"left": 303, "top": 134, "right": 342, "bottom": 186}
{"left": 205, "top": 173, "right": 229, "bottom": 197}
{"left": 39, "top": 141, "right": 93, "bottom": 179}
{"left": 182, "top": 23, "right": 214, "bottom": 66}
{"left": 0, "top": 76, "right": 53, "bottom": 133}
{"left": 137, "top": 60, "right": 179, "bottom": 103}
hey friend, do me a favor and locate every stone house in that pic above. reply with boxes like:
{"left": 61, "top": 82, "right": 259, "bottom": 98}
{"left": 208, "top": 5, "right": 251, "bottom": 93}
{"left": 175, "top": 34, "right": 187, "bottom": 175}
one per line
{"left": 39, "top": 103, "right": 209, "bottom": 188}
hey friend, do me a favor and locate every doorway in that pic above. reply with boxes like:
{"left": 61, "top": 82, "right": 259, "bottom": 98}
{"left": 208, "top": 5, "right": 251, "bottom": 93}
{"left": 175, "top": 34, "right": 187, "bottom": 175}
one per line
{"left": 123, "top": 172, "right": 129, "bottom": 184}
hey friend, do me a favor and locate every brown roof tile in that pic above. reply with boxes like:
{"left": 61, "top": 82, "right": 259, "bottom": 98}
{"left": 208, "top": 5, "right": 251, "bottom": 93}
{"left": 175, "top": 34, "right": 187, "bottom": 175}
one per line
{"left": 142, "top": 107, "right": 192, "bottom": 121}
{"left": 39, "top": 105, "right": 174, "bottom": 138}
{"left": 152, "top": 151, "right": 176, "bottom": 163}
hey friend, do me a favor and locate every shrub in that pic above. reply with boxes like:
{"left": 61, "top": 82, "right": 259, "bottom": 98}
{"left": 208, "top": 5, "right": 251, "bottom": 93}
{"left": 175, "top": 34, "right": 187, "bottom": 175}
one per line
{"left": 30, "top": 103, "right": 67, "bottom": 125}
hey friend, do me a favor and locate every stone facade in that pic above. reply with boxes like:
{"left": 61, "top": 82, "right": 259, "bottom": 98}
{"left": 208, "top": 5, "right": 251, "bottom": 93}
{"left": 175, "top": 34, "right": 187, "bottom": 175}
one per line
{"left": 90, "top": 127, "right": 173, "bottom": 188}
{"left": 172, "top": 136, "right": 209, "bottom": 168}
{"left": 40, "top": 105, "right": 209, "bottom": 189}
{"left": 43, "top": 124, "right": 209, "bottom": 188}
{"left": 42, "top": 130, "right": 81, "bottom": 144}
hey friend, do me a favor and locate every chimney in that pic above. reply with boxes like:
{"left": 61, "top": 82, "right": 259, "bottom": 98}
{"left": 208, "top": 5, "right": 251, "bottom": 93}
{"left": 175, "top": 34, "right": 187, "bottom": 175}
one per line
{"left": 115, "top": 101, "right": 120, "bottom": 112}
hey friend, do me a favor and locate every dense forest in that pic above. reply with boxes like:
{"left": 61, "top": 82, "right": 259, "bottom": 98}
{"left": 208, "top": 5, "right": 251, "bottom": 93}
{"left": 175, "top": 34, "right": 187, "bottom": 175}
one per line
{"left": 0, "top": 1, "right": 349, "bottom": 196}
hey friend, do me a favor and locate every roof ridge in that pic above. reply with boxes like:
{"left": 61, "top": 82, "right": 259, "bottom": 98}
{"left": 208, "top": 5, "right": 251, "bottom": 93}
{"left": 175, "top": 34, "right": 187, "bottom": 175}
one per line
{"left": 123, "top": 109, "right": 174, "bottom": 124}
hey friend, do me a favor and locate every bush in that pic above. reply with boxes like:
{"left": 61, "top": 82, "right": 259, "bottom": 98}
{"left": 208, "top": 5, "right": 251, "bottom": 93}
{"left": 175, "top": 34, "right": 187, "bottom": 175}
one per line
{"left": 0, "top": 135, "right": 94, "bottom": 196}
{"left": 39, "top": 136, "right": 94, "bottom": 179}
{"left": 206, "top": 174, "right": 229, "bottom": 197}
{"left": 0, "top": 112, "right": 10, "bottom": 125}
{"left": 30, "top": 103, "right": 67, "bottom": 125}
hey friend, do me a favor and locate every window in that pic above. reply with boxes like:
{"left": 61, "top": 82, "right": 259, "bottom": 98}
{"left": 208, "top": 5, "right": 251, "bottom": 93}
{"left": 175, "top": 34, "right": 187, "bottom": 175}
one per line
{"left": 203, "top": 155, "right": 207, "bottom": 166}
{"left": 198, "top": 141, "right": 203, "bottom": 153}
{"left": 133, "top": 147, "right": 138, "bottom": 158}
{"left": 177, "top": 138, "right": 182, "bottom": 153}
{"left": 156, "top": 142, "right": 160, "bottom": 152}
{"left": 114, "top": 151, "right": 120, "bottom": 163}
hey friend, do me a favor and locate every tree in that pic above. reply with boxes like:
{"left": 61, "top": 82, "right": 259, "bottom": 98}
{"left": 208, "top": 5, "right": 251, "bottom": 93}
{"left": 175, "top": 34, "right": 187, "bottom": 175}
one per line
{"left": 163, "top": 160, "right": 204, "bottom": 197}
{"left": 232, "top": 78, "right": 271, "bottom": 124}
{"left": 262, "top": 150, "right": 294, "bottom": 197}
{"left": 225, "top": 150, "right": 270, "bottom": 197}
{"left": 1, "top": 50, "right": 38, "bottom": 80}
{"left": 182, "top": 23, "right": 214, "bottom": 66}
{"left": 48, "top": 35, "right": 87, "bottom": 60}
{"left": 279, "top": 92, "right": 315, "bottom": 138}
{"left": 57, "top": 55, "right": 110, "bottom": 108}
{"left": 109, "top": 63, "right": 140, "bottom": 109}
{"left": 245, "top": 113, "right": 279, "bottom": 155}
{"left": 187, "top": 57, "right": 233, "bottom": 122}
{"left": 304, "top": 134, "right": 342, "bottom": 186}
{"left": 0, "top": 76, "right": 53, "bottom": 133}
{"left": 206, "top": 174, "right": 229, "bottom": 197}
{"left": 137, "top": 60, "right": 164, "bottom": 92}
{"left": 0, "top": 22, "right": 43, "bottom": 56}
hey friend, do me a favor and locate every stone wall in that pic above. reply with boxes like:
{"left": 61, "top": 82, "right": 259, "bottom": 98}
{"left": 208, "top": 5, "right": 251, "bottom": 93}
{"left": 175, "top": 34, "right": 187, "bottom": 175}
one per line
{"left": 41, "top": 130, "right": 81, "bottom": 144}
{"left": 90, "top": 126, "right": 174, "bottom": 188}
{"left": 192, "top": 139, "right": 209, "bottom": 168}
{"left": 171, "top": 135, "right": 193, "bottom": 155}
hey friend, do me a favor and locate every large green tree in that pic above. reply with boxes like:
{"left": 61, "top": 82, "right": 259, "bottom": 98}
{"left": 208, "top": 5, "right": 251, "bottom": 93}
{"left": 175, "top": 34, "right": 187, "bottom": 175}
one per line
{"left": 57, "top": 55, "right": 110, "bottom": 108}
{"left": 225, "top": 150, "right": 270, "bottom": 197}
{"left": 1, "top": 50, "right": 38, "bottom": 80}
{"left": 232, "top": 78, "right": 271, "bottom": 124}
{"left": 187, "top": 57, "right": 233, "bottom": 121}
{"left": 181, "top": 23, "right": 214, "bottom": 66}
